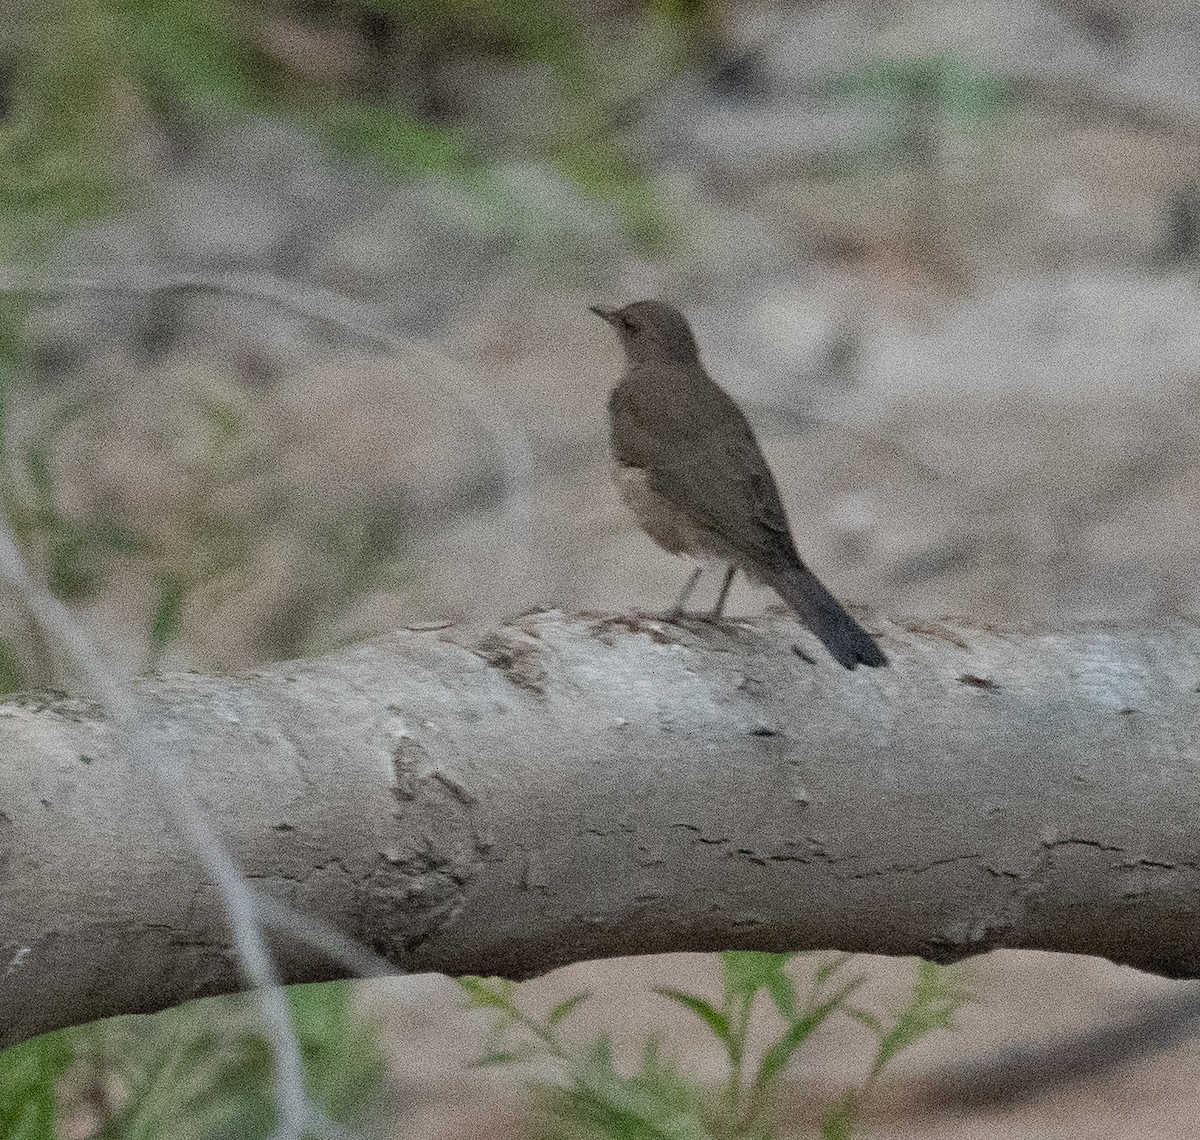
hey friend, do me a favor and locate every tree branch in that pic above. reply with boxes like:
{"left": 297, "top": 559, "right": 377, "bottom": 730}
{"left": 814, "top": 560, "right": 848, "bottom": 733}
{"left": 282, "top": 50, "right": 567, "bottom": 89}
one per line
{"left": 3, "top": 609, "right": 1199, "bottom": 1047}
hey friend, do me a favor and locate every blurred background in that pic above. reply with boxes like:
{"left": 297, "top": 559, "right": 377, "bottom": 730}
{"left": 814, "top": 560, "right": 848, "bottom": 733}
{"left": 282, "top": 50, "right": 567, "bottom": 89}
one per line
{"left": 4, "top": 0, "right": 1200, "bottom": 1136}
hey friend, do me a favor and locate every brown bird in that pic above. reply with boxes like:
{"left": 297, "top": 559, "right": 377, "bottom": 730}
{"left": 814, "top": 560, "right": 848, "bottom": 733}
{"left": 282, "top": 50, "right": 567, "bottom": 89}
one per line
{"left": 593, "top": 298, "right": 886, "bottom": 669}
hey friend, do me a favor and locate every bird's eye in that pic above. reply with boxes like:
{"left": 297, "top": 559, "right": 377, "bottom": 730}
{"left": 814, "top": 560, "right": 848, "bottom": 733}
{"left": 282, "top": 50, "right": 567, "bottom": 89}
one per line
{"left": 622, "top": 317, "right": 638, "bottom": 332}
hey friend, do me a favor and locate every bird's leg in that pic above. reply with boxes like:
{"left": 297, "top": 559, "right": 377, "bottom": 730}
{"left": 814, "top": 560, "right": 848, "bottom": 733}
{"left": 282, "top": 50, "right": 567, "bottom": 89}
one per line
{"left": 708, "top": 564, "right": 737, "bottom": 621}
{"left": 670, "top": 564, "right": 704, "bottom": 617}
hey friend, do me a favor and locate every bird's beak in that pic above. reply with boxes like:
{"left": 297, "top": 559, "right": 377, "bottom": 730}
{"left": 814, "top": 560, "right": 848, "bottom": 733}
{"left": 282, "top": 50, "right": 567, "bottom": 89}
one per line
{"left": 589, "top": 305, "right": 617, "bottom": 325}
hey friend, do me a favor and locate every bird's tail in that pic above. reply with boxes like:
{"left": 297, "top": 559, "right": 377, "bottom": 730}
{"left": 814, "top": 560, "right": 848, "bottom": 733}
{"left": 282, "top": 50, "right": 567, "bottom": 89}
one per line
{"left": 766, "top": 561, "right": 886, "bottom": 669}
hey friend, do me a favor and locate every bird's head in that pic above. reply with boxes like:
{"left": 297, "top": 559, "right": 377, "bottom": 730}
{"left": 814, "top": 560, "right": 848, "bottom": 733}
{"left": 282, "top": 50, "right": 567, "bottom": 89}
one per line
{"left": 590, "top": 299, "right": 700, "bottom": 364}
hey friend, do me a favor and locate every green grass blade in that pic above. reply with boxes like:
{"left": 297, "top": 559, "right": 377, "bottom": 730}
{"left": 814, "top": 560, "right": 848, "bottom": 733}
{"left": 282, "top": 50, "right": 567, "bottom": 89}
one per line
{"left": 548, "top": 991, "right": 593, "bottom": 1026}
{"left": 654, "top": 989, "right": 732, "bottom": 1047}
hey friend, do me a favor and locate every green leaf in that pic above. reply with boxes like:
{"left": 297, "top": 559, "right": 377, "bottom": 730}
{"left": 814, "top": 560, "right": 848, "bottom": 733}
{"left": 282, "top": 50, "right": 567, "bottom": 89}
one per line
{"left": 654, "top": 989, "right": 731, "bottom": 1046}
{"left": 720, "top": 951, "right": 795, "bottom": 1003}
{"left": 67, "top": 997, "right": 275, "bottom": 1140}
{"left": 120, "top": 0, "right": 258, "bottom": 120}
{"left": 56, "top": 984, "right": 386, "bottom": 1138}
{"left": 46, "top": 530, "right": 100, "bottom": 601}
{"left": 315, "top": 102, "right": 475, "bottom": 181}
{"left": 814, "top": 952, "right": 856, "bottom": 988}
{"left": 477, "top": 1049, "right": 535, "bottom": 1067}
{"left": 457, "top": 975, "right": 517, "bottom": 1011}
{"left": 0, "top": 639, "right": 25, "bottom": 694}
{"left": 825, "top": 53, "right": 1007, "bottom": 125}
{"left": 149, "top": 574, "right": 187, "bottom": 658}
{"left": 844, "top": 1007, "right": 883, "bottom": 1034}
{"left": 869, "top": 961, "right": 969, "bottom": 1080}
{"left": 753, "top": 977, "right": 866, "bottom": 1092}
{"left": 540, "top": 1029, "right": 714, "bottom": 1140}
{"left": 820, "top": 1097, "right": 856, "bottom": 1140}
{"left": 649, "top": 0, "right": 715, "bottom": 23}
{"left": 287, "top": 981, "right": 388, "bottom": 1123}
{"left": 25, "top": 445, "right": 55, "bottom": 505}
{"left": 586, "top": 1033, "right": 616, "bottom": 1069}
{"left": 90, "top": 520, "right": 152, "bottom": 556}
{"left": 720, "top": 950, "right": 798, "bottom": 1018}
{"left": 547, "top": 991, "right": 592, "bottom": 1026}
{"left": 0, "top": 1027, "right": 74, "bottom": 1140}
{"left": 764, "top": 971, "right": 798, "bottom": 1020}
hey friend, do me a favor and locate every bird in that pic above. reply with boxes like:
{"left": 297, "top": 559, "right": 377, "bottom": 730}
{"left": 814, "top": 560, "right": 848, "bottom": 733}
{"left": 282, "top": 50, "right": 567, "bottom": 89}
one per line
{"left": 592, "top": 298, "right": 886, "bottom": 669}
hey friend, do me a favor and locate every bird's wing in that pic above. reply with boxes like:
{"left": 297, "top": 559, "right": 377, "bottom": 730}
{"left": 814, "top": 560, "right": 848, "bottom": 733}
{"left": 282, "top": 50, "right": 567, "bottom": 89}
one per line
{"left": 610, "top": 376, "right": 798, "bottom": 568}
{"left": 650, "top": 427, "right": 799, "bottom": 568}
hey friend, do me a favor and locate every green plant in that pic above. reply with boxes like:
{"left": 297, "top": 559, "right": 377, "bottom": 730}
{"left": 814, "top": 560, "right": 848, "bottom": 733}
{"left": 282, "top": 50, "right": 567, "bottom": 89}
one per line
{"left": 34, "top": 982, "right": 388, "bottom": 1140}
{"left": 0, "top": 637, "right": 27, "bottom": 694}
{"left": 828, "top": 54, "right": 1007, "bottom": 126}
{"left": 461, "top": 975, "right": 713, "bottom": 1140}
{"left": 823, "top": 958, "right": 971, "bottom": 1135}
{"left": 0, "top": 1025, "right": 74, "bottom": 1140}
{"left": 7, "top": 430, "right": 152, "bottom": 605}
{"left": 537, "top": 1036, "right": 712, "bottom": 1140}
{"left": 462, "top": 953, "right": 969, "bottom": 1140}
{"left": 807, "top": 53, "right": 1009, "bottom": 181}
{"left": 658, "top": 952, "right": 863, "bottom": 1138}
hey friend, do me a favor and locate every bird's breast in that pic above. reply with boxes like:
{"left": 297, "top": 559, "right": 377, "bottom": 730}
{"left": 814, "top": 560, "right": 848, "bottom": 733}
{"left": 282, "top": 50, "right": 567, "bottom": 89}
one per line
{"left": 611, "top": 461, "right": 741, "bottom": 565}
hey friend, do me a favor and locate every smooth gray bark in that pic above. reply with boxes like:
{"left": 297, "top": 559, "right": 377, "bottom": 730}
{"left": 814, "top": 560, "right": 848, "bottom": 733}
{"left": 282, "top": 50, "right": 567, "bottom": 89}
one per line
{"left": 2, "top": 609, "right": 1200, "bottom": 1048}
